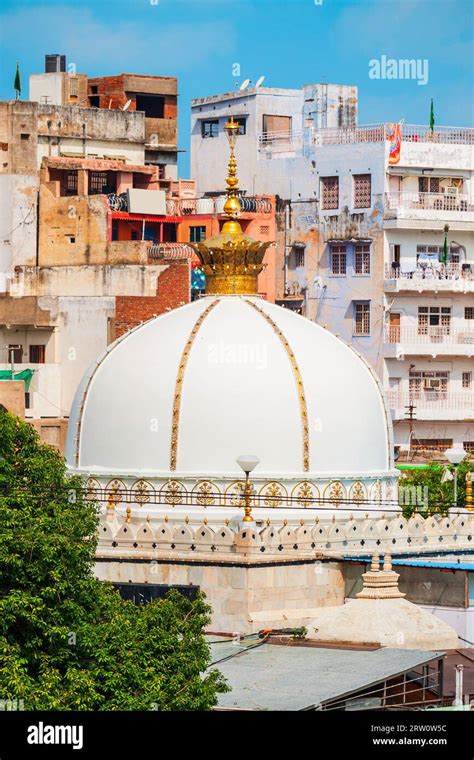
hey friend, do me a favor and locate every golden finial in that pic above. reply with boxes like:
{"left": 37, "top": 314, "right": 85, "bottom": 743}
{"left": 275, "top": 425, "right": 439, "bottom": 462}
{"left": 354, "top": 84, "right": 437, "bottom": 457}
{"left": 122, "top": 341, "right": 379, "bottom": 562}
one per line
{"left": 125, "top": 507, "right": 132, "bottom": 524}
{"left": 300, "top": 519, "right": 305, "bottom": 526}
{"left": 466, "top": 470, "right": 473, "bottom": 510}
{"left": 164, "top": 515, "right": 169, "bottom": 523}
{"left": 225, "top": 518, "right": 230, "bottom": 526}
{"left": 266, "top": 518, "right": 271, "bottom": 526}
{"left": 283, "top": 518, "right": 288, "bottom": 526}
{"left": 185, "top": 516, "right": 189, "bottom": 524}
{"left": 146, "top": 515, "right": 150, "bottom": 523}
{"left": 189, "top": 115, "right": 271, "bottom": 295}
{"left": 203, "top": 517, "right": 208, "bottom": 525}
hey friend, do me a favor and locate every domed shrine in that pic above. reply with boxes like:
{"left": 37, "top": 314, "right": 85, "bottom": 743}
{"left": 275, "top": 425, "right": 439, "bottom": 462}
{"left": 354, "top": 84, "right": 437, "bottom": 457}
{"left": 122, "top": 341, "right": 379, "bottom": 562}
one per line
{"left": 66, "top": 117, "right": 399, "bottom": 522}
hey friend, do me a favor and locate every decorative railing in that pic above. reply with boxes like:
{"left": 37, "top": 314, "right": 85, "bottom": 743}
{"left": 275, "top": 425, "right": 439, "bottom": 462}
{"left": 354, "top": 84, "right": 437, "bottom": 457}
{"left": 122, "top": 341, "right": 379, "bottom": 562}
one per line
{"left": 312, "top": 123, "right": 474, "bottom": 146}
{"left": 385, "top": 191, "right": 472, "bottom": 214}
{"left": 386, "top": 391, "right": 474, "bottom": 411}
{"left": 385, "top": 326, "right": 474, "bottom": 345}
{"left": 258, "top": 129, "right": 304, "bottom": 152}
{"left": 384, "top": 263, "right": 474, "bottom": 282}
{"left": 165, "top": 195, "right": 273, "bottom": 215}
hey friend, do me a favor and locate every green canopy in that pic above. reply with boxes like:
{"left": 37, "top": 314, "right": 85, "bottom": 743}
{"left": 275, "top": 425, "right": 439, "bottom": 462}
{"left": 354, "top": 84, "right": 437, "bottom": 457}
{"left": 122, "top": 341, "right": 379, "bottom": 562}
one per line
{"left": 0, "top": 369, "right": 34, "bottom": 391}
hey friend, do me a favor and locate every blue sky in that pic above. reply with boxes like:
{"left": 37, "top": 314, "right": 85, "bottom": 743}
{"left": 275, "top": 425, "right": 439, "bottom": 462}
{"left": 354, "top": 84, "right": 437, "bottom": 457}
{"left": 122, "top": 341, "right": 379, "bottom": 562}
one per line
{"left": 1, "top": 0, "right": 472, "bottom": 175}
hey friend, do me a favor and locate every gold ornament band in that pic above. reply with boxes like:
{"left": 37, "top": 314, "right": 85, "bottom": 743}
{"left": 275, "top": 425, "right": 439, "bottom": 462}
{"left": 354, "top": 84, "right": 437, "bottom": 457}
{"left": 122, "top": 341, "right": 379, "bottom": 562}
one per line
{"left": 244, "top": 298, "right": 310, "bottom": 472}
{"left": 170, "top": 299, "right": 220, "bottom": 470}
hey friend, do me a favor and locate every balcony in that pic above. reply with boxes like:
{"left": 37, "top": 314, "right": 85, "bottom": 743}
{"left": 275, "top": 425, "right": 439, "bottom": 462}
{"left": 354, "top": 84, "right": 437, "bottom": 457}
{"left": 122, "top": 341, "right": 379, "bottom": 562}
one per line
{"left": 384, "top": 263, "right": 474, "bottom": 293}
{"left": 386, "top": 390, "right": 474, "bottom": 421}
{"left": 384, "top": 192, "right": 474, "bottom": 228}
{"left": 257, "top": 129, "right": 304, "bottom": 156}
{"left": 384, "top": 326, "right": 474, "bottom": 357}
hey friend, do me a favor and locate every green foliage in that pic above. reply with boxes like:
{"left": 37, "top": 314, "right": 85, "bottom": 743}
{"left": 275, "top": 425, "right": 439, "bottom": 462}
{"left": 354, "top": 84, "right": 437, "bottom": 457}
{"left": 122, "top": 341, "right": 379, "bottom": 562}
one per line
{"left": 399, "top": 460, "right": 472, "bottom": 518}
{"left": 0, "top": 411, "right": 227, "bottom": 710}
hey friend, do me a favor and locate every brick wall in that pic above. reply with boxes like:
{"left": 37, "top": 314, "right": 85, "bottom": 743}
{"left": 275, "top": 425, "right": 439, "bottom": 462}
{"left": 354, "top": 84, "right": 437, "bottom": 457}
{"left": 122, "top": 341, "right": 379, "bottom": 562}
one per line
{"left": 114, "top": 261, "right": 190, "bottom": 337}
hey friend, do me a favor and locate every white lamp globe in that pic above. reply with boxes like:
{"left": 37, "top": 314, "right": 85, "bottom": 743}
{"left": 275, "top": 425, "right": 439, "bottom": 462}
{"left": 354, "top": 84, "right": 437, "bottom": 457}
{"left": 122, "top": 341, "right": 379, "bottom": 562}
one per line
{"left": 236, "top": 455, "right": 260, "bottom": 475}
{"left": 445, "top": 447, "right": 465, "bottom": 466}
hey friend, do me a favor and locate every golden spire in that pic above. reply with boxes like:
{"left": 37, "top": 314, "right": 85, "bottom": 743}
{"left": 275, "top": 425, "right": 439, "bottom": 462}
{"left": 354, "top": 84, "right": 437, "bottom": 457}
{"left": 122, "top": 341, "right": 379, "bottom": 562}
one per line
{"left": 191, "top": 116, "right": 271, "bottom": 295}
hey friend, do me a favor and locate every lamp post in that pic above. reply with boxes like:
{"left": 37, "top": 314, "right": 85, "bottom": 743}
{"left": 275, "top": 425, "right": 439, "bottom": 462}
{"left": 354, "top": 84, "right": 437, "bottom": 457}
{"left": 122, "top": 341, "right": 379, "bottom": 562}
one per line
{"left": 236, "top": 455, "right": 260, "bottom": 523}
{"left": 445, "top": 447, "right": 466, "bottom": 510}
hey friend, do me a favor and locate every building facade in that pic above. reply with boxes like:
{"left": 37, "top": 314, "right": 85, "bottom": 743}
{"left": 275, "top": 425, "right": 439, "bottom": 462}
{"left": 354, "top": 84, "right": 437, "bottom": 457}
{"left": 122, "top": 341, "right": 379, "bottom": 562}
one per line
{"left": 191, "top": 85, "right": 474, "bottom": 456}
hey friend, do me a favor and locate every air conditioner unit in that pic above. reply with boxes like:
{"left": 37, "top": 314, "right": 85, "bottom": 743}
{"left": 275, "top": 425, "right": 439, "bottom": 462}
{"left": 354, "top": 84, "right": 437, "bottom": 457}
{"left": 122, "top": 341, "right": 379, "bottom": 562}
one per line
{"left": 446, "top": 186, "right": 459, "bottom": 195}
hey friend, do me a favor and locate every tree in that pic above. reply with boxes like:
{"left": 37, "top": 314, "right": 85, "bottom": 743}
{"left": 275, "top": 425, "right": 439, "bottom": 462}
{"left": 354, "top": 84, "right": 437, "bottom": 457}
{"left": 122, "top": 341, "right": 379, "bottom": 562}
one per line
{"left": 0, "top": 410, "right": 228, "bottom": 710}
{"left": 399, "top": 459, "right": 472, "bottom": 518}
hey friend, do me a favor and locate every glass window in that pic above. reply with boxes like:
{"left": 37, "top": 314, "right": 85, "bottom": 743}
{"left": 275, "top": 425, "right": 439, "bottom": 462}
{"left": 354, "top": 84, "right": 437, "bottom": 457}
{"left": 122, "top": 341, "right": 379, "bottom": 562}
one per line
{"left": 201, "top": 120, "right": 219, "bottom": 138}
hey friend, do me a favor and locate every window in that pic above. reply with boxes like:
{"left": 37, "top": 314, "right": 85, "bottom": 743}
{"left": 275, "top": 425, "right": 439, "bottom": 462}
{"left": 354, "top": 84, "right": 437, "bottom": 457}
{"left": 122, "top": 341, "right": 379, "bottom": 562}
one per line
{"left": 135, "top": 94, "right": 165, "bottom": 118}
{"left": 295, "top": 248, "right": 305, "bottom": 268}
{"left": 321, "top": 176, "right": 339, "bottom": 210}
{"left": 89, "top": 171, "right": 111, "bottom": 195}
{"left": 25, "top": 392, "right": 31, "bottom": 409}
{"left": 69, "top": 77, "right": 78, "bottom": 97}
{"left": 262, "top": 114, "right": 291, "bottom": 136}
{"left": 354, "top": 302, "right": 370, "bottom": 335}
{"left": 65, "top": 170, "right": 78, "bottom": 195}
{"left": 462, "top": 372, "right": 472, "bottom": 389}
{"left": 464, "top": 441, "right": 474, "bottom": 453}
{"left": 112, "top": 220, "right": 119, "bottom": 241}
{"left": 418, "top": 177, "right": 440, "bottom": 193}
{"left": 189, "top": 226, "right": 206, "bottom": 243}
{"left": 418, "top": 306, "right": 451, "bottom": 334}
{"left": 67, "top": 235, "right": 75, "bottom": 244}
{"left": 259, "top": 225, "right": 270, "bottom": 236}
{"left": 29, "top": 345, "right": 45, "bottom": 364}
{"left": 20, "top": 133, "right": 30, "bottom": 141}
{"left": 354, "top": 243, "right": 371, "bottom": 275}
{"left": 412, "top": 438, "right": 452, "bottom": 452}
{"left": 157, "top": 164, "right": 166, "bottom": 180}
{"left": 331, "top": 245, "right": 346, "bottom": 275}
{"left": 353, "top": 174, "right": 371, "bottom": 208}
{"left": 416, "top": 244, "right": 460, "bottom": 262}
{"left": 201, "top": 120, "right": 219, "bottom": 139}
{"left": 465, "top": 307, "right": 474, "bottom": 320}
{"left": 8, "top": 344, "right": 23, "bottom": 364}
{"left": 409, "top": 371, "right": 449, "bottom": 399}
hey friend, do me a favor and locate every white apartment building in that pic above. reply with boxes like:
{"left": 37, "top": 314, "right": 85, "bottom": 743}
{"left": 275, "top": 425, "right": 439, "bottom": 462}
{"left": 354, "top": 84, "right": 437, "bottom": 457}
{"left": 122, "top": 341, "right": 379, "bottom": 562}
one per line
{"left": 191, "top": 86, "right": 474, "bottom": 457}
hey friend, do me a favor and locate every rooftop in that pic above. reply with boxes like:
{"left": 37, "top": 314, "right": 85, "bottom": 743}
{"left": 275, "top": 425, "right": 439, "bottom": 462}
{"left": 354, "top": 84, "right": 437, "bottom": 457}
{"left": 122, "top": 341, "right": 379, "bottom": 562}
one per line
{"left": 208, "top": 639, "right": 444, "bottom": 710}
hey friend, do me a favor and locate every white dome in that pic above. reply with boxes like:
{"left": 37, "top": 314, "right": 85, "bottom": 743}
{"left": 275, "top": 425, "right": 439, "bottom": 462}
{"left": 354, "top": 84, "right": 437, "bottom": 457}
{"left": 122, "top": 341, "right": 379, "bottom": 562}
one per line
{"left": 66, "top": 295, "right": 394, "bottom": 480}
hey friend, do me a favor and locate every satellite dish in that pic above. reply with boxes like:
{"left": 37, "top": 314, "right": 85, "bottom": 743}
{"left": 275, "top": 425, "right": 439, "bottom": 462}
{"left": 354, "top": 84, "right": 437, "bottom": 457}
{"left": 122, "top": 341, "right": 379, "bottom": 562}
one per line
{"left": 122, "top": 99, "right": 132, "bottom": 111}
{"left": 255, "top": 75, "right": 265, "bottom": 88}
{"left": 240, "top": 79, "right": 251, "bottom": 91}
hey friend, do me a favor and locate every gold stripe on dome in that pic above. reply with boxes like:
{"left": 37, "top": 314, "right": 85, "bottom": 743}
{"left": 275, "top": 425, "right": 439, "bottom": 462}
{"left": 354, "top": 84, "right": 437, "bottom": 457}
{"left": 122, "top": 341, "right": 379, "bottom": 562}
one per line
{"left": 244, "top": 299, "right": 310, "bottom": 472}
{"left": 170, "top": 299, "right": 220, "bottom": 470}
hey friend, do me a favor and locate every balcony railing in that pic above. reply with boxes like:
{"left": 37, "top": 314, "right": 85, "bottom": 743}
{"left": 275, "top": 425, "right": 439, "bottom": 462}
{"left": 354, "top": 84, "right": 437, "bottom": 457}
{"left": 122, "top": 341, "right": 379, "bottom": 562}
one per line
{"left": 386, "top": 390, "right": 474, "bottom": 411}
{"left": 258, "top": 129, "right": 304, "bottom": 153}
{"left": 385, "top": 263, "right": 474, "bottom": 285}
{"left": 385, "top": 326, "right": 474, "bottom": 345}
{"left": 312, "top": 123, "right": 474, "bottom": 146}
{"left": 165, "top": 196, "right": 273, "bottom": 215}
{"left": 385, "top": 191, "right": 473, "bottom": 214}
{"left": 147, "top": 242, "right": 196, "bottom": 260}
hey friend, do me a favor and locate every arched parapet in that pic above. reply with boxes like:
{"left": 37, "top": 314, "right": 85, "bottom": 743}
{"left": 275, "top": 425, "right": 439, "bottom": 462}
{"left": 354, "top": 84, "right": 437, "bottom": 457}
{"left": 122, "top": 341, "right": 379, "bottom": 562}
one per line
{"left": 344, "top": 518, "right": 367, "bottom": 549}
{"left": 259, "top": 523, "right": 280, "bottom": 549}
{"left": 193, "top": 523, "right": 216, "bottom": 552}
{"left": 98, "top": 520, "right": 115, "bottom": 547}
{"left": 385, "top": 517, "right": 410, "bottom": 549}
{"left": 407, "top": 515, "right": 426, "bottom": 545}
{"left": 155, "top": 521, "right": 174, "bottom": 549}
{"left": 294, "top": 522, "right": 313, "bottom": 548}
{"left": 277, "top": 522, "right": 297, "bottom": 548}
{"left": 213, "top": 524, "right": 235, "bottom": 549}
{"left": 311, "top": 521, "right": 330, "bottom": 550}
{"left": 135, "top": 520, "right": 156, "bottom": 548}
{"left": 115, "top": 521, "right": 137, "bottom": 548}
{"left": 172, "top": 523, "right": 194, "bottom": 549}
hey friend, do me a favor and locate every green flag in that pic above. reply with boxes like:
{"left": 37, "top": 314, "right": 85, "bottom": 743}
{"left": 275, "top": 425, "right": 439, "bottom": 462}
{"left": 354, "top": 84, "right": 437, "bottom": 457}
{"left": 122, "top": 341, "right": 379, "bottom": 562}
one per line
{"left": 14, "top": 62, "right": 21, "bottom": 99}
{"left": 440, "top": 225, "right": 449, "bottom": 265}
{"left": 429, "top": 98, "right": 435, "bottom": 132}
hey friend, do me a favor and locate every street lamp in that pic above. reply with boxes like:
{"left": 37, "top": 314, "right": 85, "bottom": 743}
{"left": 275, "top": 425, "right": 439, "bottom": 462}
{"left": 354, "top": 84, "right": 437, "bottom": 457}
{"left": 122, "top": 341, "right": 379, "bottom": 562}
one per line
{"left": 236, "top": 455, "right": 260, "bottom": 523}
{"left": 445, "top": 447, "right": 465, "bottom": 509}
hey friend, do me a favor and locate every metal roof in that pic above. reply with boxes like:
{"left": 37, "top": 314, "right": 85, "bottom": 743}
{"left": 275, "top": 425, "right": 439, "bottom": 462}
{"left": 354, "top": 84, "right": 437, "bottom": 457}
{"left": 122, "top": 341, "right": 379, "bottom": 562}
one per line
{"left": 344, "top": 552, "right": 474, "bottom": 571}
{"left": 208, "top": 640, "right": 444, "bottom": 711}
